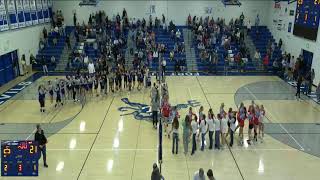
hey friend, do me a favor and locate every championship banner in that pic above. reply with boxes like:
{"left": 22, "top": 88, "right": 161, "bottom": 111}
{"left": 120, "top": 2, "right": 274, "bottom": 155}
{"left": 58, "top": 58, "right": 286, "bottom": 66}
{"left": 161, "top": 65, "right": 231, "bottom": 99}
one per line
{"left": 42, "top": 0, "right": 48, "bottom": 22}
{"left": 23, "top": 0, "right": 32, "bottom": 26}
{"left": 15, "top": 0, "right": 25, "bottom": 27}
{"left": 35, "top": 0, "right": 43, "bottom": 23}
{"left": 47, "top": 0, "right": 51, "bottom": 19}
{"left": 0, "top": 0, "right": 9, "bottom": 31}
{"left": 29, "top": 0, "right": 37, "bottom": 24}
{"left": 6, "top": 0, "right": 18, "bottom": 29}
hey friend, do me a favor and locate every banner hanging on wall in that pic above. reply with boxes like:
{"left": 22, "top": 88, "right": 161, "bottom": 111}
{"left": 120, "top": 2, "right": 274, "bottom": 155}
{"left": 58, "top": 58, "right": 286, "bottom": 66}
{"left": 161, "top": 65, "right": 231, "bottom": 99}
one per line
{"left": 23, "top": 0, "right": 32, "bottom": 26}
{"left": 6, "top": 0, "right": 19, "bottom": 29}
{"left": 29, "top": 0, "right": 37, "bottom": 24}
{"left": 16, "top": 0, "right": 26, "bottom": 28}
{"left": 0, "top": 0, "right": 9, "bottom": 31}
{"left": 35, "top": 0, "right": 43, "bottom": 23}
{"left": 41, "top": 0, "right": 48, "bottom": 22}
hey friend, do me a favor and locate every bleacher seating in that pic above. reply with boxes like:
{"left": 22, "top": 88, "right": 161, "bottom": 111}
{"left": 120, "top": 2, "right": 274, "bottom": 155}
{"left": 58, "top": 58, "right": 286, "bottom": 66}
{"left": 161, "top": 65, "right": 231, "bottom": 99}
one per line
{"left": 249, "top": 26, "right": 282, "bottom": 69}
{"left": 33, "top": 31, "right": 66, "bottom": 71}
{"left": 151, "top": 28, "right": 187, "bottom": 72}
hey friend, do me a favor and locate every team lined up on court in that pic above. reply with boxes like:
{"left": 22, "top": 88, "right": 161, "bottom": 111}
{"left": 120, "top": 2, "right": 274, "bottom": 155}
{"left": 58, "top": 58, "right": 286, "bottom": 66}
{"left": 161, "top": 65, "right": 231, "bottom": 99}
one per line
{"left": 150, "top": 84, "right": 266, "bottom": 155}
{"left": 37, "top": 68, "right": 151, "bottom": 112}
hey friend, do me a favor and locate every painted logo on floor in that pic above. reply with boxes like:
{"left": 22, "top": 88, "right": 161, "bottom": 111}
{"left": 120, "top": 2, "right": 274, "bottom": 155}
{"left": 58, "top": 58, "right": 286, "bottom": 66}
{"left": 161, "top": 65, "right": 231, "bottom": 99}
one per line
{"left": 118, "top": 98, "right": 201, "bottom": 120}
{"left": 0, "top": 81, "right": 33, "bottom": 105}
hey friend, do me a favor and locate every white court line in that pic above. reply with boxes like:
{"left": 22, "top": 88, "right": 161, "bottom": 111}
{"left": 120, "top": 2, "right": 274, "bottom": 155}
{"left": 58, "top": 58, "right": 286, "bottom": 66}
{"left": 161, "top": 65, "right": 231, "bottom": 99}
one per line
{"left": 244, "top": 87, "right": 305, "bottom": 151}
{"left": 46, "top": 148, "right": 297, "bottom": 152}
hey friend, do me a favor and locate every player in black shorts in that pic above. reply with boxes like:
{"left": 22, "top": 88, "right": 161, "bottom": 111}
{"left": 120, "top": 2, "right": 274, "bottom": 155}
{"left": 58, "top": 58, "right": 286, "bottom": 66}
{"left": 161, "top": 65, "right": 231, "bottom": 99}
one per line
{"left": 54, "top": 84, "right": 63, "bottom": 107}
{"left": 128, "top": 71, "right": 133, "bottom": 91}
{"left": 38, "top": 85, "right": 46, "bottom": 112}
{"left": 124, "top": 70, "right": 128, "bottom": 90}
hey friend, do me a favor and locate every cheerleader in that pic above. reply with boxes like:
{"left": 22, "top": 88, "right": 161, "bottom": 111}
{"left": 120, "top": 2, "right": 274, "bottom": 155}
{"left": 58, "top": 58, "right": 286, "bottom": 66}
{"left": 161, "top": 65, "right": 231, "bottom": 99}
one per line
{"left": 137, "top": 71, "right": 144, "bottom": 90}
{"left": 207, "top": 109, "right": 215, "bottom": 149}
{"left": 123, "top": 70, "right": 128, "bottom": 90}
{"left": 60, "top": 80, "right": 66, "bottom": 104}
{"left": 219, "top": 103, "right": 226, "bottom": 117}
{"left": 100, "top": 74, "right": 106, "bottom": 95}
{"left": 103, "top": 73, "right": 108, "bottom": 95}
{"left": 228, "top": 110, "right": 237, "bottom": 147}
{"left": 188, "top": 107, "right": 196, "bottom": 120}
{"left": 247, "top": 105, "right": 255, "bottom": 145}
{"left": 259, "top": 105, "right": 265, "bottom": 142}
{"left": 117, "top": 71, "right": 122, "bottom": 91}
{"left": 87, "top": 75, "right": 93, "bottom": 97}
{"left": 191, "top": 115, "right": 198, "bottom": 155}
{"left": 253, "top": 105, "right": 260, "bottom": 142}
{"left": 221, "top": 113, "right": 229, "bottom": 149}
{"left": 47, "top": 81, "right": 54, "bottom": 104}
{"left": 71, "top": 76, "right": 78, "bottom": 102}
{"left": 199, "top": 114, "right": 207, "bottom": 151}
{"left": 128, "top": 71, "right": 133, "bottom": 91}
{"left": 38, "top": 85, "right": 46, "bottom": 112}
{"left": 214, "top": 114, "right": 222, "bottom": 150}
{"left": 168, "top": 106, "right": 180, "bottom": 138}
{"left": 79, "top": 75, "right": 86, "bottom": 97}
{"left": 54, "top": 83, "right": 63, "bottom": 107}
{"left": 94, "top": 75, "right": 99, "bottom": 96}
{"left": 132, "top": 70, "right": 136, "bottom": 89}
{"left": 161, "top": 96, "right": 171, "bottom": 138}
{"left": 109, "top": 72, "right": 114, "bottom": 93}
{"left": 198, "top": 106, "right": 204, "bottom": 123}
{"left": 66, "top": 76, "right": 72, "bottom": 100}
{"left": 237, "top": 102, "right": 246, "bottom": 145}
{"left": 74, "top": 76, "right": 81, "bottom": 101}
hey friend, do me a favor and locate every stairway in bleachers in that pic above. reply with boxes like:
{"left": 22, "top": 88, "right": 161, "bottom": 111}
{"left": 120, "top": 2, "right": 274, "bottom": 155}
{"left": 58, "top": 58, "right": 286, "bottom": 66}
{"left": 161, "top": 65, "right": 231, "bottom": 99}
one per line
{"left": 56, "top": 27, "right": 76, "bottom": 71}
{"left": 183, "top": 29, "right": 197, "bottom": 72}
{"left": 124, "top": 29, "right": 135, "bottom": 70}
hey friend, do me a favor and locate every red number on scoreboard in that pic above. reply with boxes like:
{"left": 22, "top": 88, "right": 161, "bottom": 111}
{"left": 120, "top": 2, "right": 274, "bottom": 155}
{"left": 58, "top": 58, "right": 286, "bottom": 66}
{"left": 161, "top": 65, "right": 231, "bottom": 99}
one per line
{"left": 18, "top": 164, "right": 23, "bottom": 172}
{"left": 4, "top": 164, "right": 8, "bottom": 172}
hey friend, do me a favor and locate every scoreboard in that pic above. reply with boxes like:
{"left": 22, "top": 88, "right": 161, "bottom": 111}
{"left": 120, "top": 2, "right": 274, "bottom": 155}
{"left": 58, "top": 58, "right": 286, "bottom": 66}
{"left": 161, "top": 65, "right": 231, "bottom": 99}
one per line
{"left": 293, "top": 0, "right": 320, "bottom": 40}
{"left": 1, "top": 141, "right": 39, "bottom": 176}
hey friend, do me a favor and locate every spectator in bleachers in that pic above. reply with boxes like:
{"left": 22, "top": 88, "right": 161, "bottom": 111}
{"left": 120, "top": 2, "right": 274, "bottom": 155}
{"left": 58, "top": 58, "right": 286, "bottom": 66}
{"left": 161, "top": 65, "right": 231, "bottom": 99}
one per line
{"left": 52, "top": 37, "right": 57, "bottom": 46}
{"left": 39, "top": 38, "right": 45, "bottom": 50}
{"left": 263, "top": 54, "right": 270, "bottom": 70}
{"left": 88, "top": 60, "right": 95, "bottom": 76}
{"left": 66, "top": 35, "right": 71, "bottom": 49}
{"left": 246, "top": 19, "right": 252, "bottom": 33}
{"left": 255, "top": 14, "right": 260, "bottom": 26}
{"left": 41, "top": 56, "right": 48, "bottom": 76}
{"left": 43, "top": 27, "right": 48, "bottom": 43}
{"left": 73, "top": 12, "right": 77, "bottom": 27}
{"left": 30, "top": 54, "right": 36, "bottom": 65}
{"left": 51, "top": 56, "right": 56, "bottom": 66}
{"left": 254, "top": 49, "right": 261, "bottom": 66}
{"left": 239, "top": 12, "right": 245, "bottom": 27}
{"left": 175, "top": 29, "right": 181, "bottom": 41}
{"left": 278, "top": 38, "right": 283, "bottom": 49}
{"left": 21, "top": 54, "right": 27, "bottom": 75}
{"left": 272, "top": 60, "right": 279, "bottom": 75}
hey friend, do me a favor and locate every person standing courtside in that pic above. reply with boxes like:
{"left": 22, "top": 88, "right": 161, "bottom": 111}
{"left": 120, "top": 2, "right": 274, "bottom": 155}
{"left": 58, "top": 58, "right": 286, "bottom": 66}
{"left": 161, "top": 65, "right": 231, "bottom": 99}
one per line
{"left": 34, "top": 124, "right": 48, "bottom": 168}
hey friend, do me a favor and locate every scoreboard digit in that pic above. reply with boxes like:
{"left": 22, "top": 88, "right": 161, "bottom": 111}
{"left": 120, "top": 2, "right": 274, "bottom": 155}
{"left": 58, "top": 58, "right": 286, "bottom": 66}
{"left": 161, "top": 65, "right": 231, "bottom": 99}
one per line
{"left": 1, "top": 141, "right": 39, "bottom": 176}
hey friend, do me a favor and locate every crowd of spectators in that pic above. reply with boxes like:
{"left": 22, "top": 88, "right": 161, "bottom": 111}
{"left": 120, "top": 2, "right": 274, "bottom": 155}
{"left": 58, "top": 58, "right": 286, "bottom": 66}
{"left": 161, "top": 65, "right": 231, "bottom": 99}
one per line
{"left": 188, "top": 13, "right": 250, "bottom": 73}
